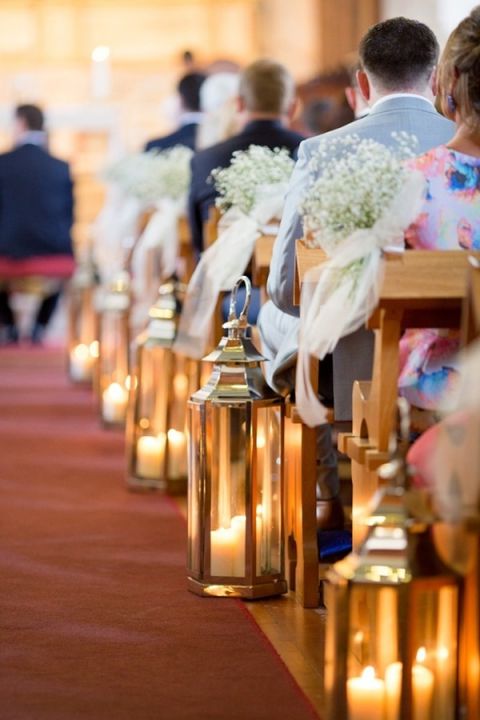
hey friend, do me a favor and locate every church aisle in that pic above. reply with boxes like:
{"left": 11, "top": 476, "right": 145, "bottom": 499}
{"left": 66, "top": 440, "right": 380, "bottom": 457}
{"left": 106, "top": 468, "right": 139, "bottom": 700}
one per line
{"left": 0, "top": 349, "right": 319, "bottom": 720}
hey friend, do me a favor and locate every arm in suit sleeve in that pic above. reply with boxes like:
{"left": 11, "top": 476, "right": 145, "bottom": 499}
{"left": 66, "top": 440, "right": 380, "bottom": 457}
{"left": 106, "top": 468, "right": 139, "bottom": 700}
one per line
{"left": 187, "top": 155, "right": 204, "bottom": 256}
{"left": 266, "top": 140, "right": 311, "bottom": 317}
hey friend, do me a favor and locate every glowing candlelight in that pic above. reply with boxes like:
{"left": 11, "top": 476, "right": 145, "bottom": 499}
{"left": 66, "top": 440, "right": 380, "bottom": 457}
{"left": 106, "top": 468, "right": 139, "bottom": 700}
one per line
{"left": 102, "top": 382, "right": 128, "bottom": 424}
{"left": 412, "top": 648, "right": 434, "bottom": 720}
{"left": 136, "top": 435, "right": 164, "bottom": 479}
{"left": 167, "top": 428, "right": 187, "bottom": 479}
{"left": 70, "top": 343, "right": 93, "bottom": 381}
{"left": 347, "top": 666, "right": 385, "bottom": 720}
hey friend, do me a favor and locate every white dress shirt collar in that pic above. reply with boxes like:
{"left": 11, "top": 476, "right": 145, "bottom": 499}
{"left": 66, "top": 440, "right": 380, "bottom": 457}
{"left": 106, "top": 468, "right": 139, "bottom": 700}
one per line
{"left": 370, "top": 93, "right": 435, "bottom": 111}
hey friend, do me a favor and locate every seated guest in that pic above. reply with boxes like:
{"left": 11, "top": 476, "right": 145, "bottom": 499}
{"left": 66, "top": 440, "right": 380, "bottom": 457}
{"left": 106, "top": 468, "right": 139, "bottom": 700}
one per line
{"left": 196, "top": 72, "right": 241, "bottom": 150}
{"left": 188, "top": 58, "right": 304, "bottom": 255}
{"left": 145, "top": 72, "right": 206, "bottom": 153}
{"left": 0, "top": 104, "right": 74, "bottom": 344}
{"left": 259, "top": 18, "right": 454, "bottom": 528}
{"left": 399, "top": 6, "right": 480, "bottom": 410}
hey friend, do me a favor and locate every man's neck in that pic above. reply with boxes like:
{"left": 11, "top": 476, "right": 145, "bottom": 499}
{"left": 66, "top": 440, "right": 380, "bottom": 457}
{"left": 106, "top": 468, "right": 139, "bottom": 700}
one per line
{"left": 245, "top": 112, "right": 285, "bottom": 124}
{"left": 15, "top": 130, "right": 47, "bottom": 148}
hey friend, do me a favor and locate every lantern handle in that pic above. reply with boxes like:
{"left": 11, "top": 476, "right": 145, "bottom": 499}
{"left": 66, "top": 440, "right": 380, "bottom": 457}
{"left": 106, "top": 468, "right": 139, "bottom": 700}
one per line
{"left": 228, "top": 276, "right": 251, "bottom": 324}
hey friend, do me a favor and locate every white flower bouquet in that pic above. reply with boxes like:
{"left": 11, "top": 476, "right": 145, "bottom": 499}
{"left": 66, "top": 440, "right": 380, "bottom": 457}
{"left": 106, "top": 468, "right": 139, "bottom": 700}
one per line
{"left": 175, "top": 145, "right": 294, "bottom": 359}
{"left": 104, "top": 145, "right": 193, "bottom": 204}
{"left": 296, "top": 133, "right": 426, "bottom": 427}
{"left": 211, "top": 144, "right": 294, "bottom": 216}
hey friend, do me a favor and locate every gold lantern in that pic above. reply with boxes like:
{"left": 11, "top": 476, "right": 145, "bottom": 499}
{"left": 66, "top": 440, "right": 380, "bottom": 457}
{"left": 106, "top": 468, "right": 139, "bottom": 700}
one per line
{"left": 96, "top": 271, "right": 131, "bottom": 429}
{"left": 67, "top": 259, "right": 99, "bottom": 384}
{"left": 126, "top": 280, "right": 194, "bottom": 492}
{"left": 187, "top": 276, "right": 287, "bottom": 599}
{"left": 324, "top": 403, "right": 461, "bottom": 720}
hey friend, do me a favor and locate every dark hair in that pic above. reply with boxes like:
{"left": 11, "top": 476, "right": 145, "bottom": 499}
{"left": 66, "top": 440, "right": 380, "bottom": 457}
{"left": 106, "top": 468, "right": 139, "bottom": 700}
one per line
{"left": 438, "top": 5, "right": 480, "bottom": 131}
{"left": 359, "top": 17, "right": 439, "bottom": 91}
{"left": 239, "top": 58, "right": 294, "bottom": 114}
{"left": 15, "top": 104, "right": 44, "bottom": 131}
{"left": 177, "top": 72, "right": 206, "bottom": 112}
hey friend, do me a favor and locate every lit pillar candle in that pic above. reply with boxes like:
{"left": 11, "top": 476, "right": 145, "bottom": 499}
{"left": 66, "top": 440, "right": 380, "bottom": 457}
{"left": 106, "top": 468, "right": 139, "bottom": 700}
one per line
{"left": 231, "top": 515, "right": 246, "bottom": 576}
{"left": 412, "top": 649, "right": 434, "bottom": 720}
{"left": 210, "top": 527, "right": 236, "bottom": 576}
{"left": 136, "top": 435, "right": 164, "bottom": 479}
{"left": 347, "top": 666, "right": 385, "bottom": 720}
{"left": 91, "top": 46, "right": 111, "bottom": 100}
{"left": 102, "top": 382, "right": 128, "bottom": 424}
{"left": 385, "top": 661, "right": 402, "bottom": 720}
{"left": 167, "top": 429, "right": 187, "bottom": 479}
{"left": 70, "top": 343, "right": 93, "bottom": 381}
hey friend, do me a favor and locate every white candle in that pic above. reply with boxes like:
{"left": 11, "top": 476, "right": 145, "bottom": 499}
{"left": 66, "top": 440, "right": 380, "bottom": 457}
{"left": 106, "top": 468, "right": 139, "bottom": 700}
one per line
{"left": 413, "top": 649, "right": 434, "bottom": 720}
{"left": 256, "top": 504, "right": 264, "bottom": 575}
{"left": 385, "top": 661, "right": 402, "bottom": 720}
{"left": 136, "top": 435, "right": 164, "bottom": 479}
{"left": 210, "top": 527, "right": 237, "bottom": 576}
{"left": 70, "top": 343, "right": 93, "bottom": 382}
{"left": 167, "top": 429, "right": 187, "bottom": 479}
{"left": 231, "top": 515, "right": 246, "bottom": 576}
{"left": 347, "top": 666, "right": 385, "bottom": 720}
{"left": 91, "top": 45, "right": 111, "bottom": 99}
{"left": 102, "top": 382, "right": 127, "bottom": 424}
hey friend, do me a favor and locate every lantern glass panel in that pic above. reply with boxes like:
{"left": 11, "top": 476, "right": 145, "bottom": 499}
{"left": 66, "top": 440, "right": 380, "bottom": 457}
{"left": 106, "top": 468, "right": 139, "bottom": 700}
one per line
{"left": 187, "top": 401, "right": 203, "bottom": 576}
{"left": 208, "top": 403, "right": 247, "bottom": 578}
{"left": 68, "top": 286, "right": 97, "bottom": 382}
{"left": 255, "top": 405, "right": 282, "bottom": 576}
{"left": 342, "top": 582, "right": 458, "bottom": 720}
{"left": 100, "top": 311, "right": 129, "bottom": 386}
{"left": 133, "top": 343, "right": 172, "bottom": 481}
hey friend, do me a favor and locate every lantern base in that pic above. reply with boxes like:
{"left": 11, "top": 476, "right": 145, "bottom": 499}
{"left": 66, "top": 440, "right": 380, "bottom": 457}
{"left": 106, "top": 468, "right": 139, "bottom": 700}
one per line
{"left": 187, "top": 576, "right": 288, "bottom": 599}
{"left": 127, "top": 475, "right": 166, "bottom": 492}
{"left": 166, "top": 476, "right": 188, "bottom": 496}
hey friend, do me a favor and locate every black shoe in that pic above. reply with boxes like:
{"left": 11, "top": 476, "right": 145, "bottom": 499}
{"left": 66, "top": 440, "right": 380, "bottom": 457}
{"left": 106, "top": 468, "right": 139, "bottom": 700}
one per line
{"left": 30, "top": 323, "right": 47, "bottom": 345}
{"left": 0, "top": 324, "right": 19, "bottom": 346}
{"left": 316, "top": 497, "right": 345, "bottom": 531}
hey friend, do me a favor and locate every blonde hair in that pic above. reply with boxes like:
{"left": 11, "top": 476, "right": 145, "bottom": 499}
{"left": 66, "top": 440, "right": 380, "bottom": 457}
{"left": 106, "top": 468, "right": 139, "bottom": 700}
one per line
{"left": 239, "top": 59, "right": 295, "bottom": 115}
{"left": 438, "top": 5, "right": 480, "bottom": 131}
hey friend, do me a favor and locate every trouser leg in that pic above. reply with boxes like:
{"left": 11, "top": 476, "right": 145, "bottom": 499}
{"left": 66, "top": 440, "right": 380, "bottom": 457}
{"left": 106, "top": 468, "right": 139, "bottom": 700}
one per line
{"left": 35, "top": 290, "right": 61, "bottom": 327}
{"left": 0, "top": 289, "right": 16, "bottom": 327}
{"left": 315, "top": 423, "right": 339, "bottom": 500}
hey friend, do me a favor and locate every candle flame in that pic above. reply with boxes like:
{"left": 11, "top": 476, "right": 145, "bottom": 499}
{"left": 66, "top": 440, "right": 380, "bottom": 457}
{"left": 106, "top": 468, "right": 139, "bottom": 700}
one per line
{"left": 92, "top": 45, "right": 110, "bottom": 62}
{"left": 173, "top": 373, "right": 189, "bottom": 396}
{"left": 72, "top": 343, "right": 89, "bottom": 359}
{"left": 89, "top": 340, "right": 99, "bottom": 358}
{"left": 416, "top": 647, "right": 427, "bottom": 664}
{"left": 362, "top": 666, "right": 376, "bottom": 680}
{"left": 437, "top": 646, "right": 449, "bottom": 661}
{"left": 167, "top": 429, "right": 185, "bottom": 444}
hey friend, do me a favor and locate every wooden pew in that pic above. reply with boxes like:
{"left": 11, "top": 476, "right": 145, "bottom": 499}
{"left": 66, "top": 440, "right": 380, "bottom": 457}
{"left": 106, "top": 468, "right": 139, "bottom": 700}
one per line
{"left": 295, "top": 242, "right": 478, "bottom": 548}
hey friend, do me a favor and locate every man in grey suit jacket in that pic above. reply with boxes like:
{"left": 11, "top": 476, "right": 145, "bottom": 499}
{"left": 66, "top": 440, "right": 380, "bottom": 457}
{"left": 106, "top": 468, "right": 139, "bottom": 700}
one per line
{"left": 259, "top": 17, "right": 455, "bottom": 527}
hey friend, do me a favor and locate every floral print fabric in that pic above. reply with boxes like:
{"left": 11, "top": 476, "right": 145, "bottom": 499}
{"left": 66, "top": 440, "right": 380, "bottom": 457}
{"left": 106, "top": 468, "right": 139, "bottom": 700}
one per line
{"left": 399, "top": 145, "right": 480, "bottom": 409}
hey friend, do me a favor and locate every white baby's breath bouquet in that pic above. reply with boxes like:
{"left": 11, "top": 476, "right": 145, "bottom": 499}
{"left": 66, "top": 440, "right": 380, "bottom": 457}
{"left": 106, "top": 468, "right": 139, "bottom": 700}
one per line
{"left": 296, "top": 132, "right": 426, "bottom": 428}
{"left": 211, "top": 144, "right": 294, "bottom": 216}
{"left": 301, "top": 132, "right": 418, "bottom": 254}
{"left": 139, "top": 145, "right": 193, "bottom": 202}
{"left": 103, "top": 145, "right": 193, "bottom": 204}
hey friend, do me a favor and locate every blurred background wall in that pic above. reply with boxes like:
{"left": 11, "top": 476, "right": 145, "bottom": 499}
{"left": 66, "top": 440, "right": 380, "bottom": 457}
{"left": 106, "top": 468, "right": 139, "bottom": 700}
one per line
{"left": 0, "top": 0, "right": 476, "bottom": 248}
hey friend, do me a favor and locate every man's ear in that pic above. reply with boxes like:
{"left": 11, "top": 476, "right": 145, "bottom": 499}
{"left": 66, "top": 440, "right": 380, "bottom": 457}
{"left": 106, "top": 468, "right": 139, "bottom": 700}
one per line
{"left": 345, "top": 86, "right": 356, "bottom": 112}
{"left": 430, "top": 66, "right": 438, "bottom": 96}
{"left": 357, "top": 69, "right": 370, "bottom": 103}
{"left": 237, "top": 95, "right": 246, "bottom": 113}
{"left": 286, "top": 96, "right": 300, "bottom": 124}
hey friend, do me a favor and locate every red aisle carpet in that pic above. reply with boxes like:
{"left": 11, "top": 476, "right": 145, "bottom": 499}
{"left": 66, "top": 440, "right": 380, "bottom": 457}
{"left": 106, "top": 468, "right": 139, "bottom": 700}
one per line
{"left": 0, "top": 349, "right": 318, "bottom": 720}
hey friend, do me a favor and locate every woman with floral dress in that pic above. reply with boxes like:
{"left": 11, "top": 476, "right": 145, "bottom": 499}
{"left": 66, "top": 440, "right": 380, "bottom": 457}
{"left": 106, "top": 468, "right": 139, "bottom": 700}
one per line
{"left": 399, "top": 5, "right": 480, "bottom": 410}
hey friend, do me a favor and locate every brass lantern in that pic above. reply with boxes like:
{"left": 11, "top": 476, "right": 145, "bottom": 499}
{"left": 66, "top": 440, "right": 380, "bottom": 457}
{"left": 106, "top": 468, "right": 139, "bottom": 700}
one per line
{"left": 96, "top": 271, "right": 131, "bottom": 429}
{"left": 324, "top": 403, "right": 461, "bottom": 720}
{"left": 187, "top": 276, "right": 287, "bottom": 599}
{"left": 67, "top": 258, "right": 99, "bottom": 384}
{"left": 126, "top": 280, "right": 194, "bottom": 492}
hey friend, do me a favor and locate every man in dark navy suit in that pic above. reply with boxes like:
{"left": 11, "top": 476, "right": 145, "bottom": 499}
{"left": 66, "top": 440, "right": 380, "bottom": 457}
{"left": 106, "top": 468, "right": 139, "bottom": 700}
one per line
{"left": 0, "top": 104, "right": 74, "bottom": 344}
{"left": 144, "top": 72, "right": 206, "bottom": 153}
{"left": 188, "top": 59, "right": 304, "bottom": 255}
